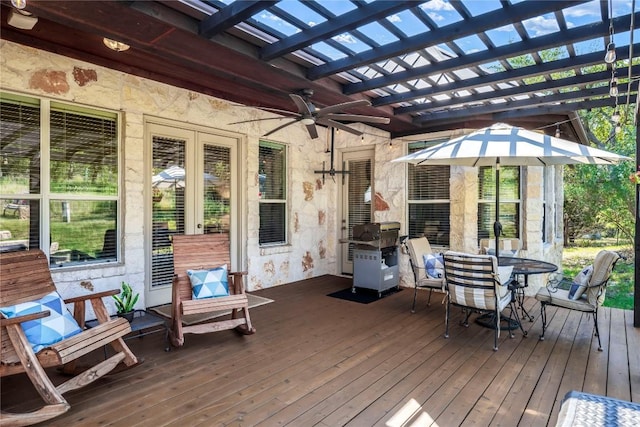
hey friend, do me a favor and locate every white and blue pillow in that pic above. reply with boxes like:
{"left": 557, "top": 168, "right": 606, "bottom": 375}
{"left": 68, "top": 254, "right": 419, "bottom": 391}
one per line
{"left": 0, "top": 290, "right": 83, "bottom": 353}
{"left": 423, "top": 253, "right": 444, "bottom": 279}
{"left": 187, "top": 264, "right": 230, "bottom": 299}
{"left": 568, "top": 265, "right": 593, "bottom": 300}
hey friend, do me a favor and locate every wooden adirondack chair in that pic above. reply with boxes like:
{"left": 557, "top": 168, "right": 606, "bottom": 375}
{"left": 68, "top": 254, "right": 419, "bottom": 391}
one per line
{"left": 169, "top": 233, "right": 255, "bottom": 348}
{"left": 0, "top": 250, "right": 138, "bottom": 427}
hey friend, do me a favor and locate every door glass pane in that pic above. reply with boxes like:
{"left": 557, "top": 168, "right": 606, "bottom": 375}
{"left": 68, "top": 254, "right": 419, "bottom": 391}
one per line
{"left": 347, "top": 158, "right": 371, "bottom": 260}
{"left": 203, "top": 144, "right": 231, "bottom": 234}
{"left": 152, "top": 137, "right": 185, "bottom": 288}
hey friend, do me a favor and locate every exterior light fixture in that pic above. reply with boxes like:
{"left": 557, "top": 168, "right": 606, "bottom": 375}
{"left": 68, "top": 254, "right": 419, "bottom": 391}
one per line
{"left": 604, "top": 42, "right": 616, "bottom": 64}
{"left": 103, "top": 37, "right": 130, "bottom": 52}
{"left": 11, "top": 0, "right": 27, "bottom": 10}
{"left": 612, "top": 108, "right": 621, "bottom": 123}
{"left": 610, "top": 76, "right": 619, "bottom": 97}
{"left": 555, "top": 126, "right": 561, "bottom": 138}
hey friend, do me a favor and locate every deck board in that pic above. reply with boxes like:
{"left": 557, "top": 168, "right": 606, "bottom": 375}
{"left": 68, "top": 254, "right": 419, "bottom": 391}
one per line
{"left": 2, "top": 274, "right": 639, "bottom": 426}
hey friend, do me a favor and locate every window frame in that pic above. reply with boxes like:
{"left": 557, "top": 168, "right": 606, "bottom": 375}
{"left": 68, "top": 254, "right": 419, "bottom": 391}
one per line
{"left": 258, "top": 140, "right": 288, "bottom": 247}
{"left": 0, "top": 91, "right": 122, "bottom": 268}
{"left": 406, "top": 140, "right": 451, "bottom": 247}
{"left": 477, "top": 165, "right": 522, "bottom": 241}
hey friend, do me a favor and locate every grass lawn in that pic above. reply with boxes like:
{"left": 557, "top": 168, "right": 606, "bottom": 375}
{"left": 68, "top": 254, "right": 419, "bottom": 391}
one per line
{"left": 562, "top": 240, "right": 635, "bottom": 310}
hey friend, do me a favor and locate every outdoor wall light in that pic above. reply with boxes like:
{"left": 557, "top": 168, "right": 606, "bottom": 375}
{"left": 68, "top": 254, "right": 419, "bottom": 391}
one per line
{"left": 604, "top": 42, "right": 617, "bottom": 64}
{"left": 103, "top": 38, "right": 130, "bottom": 52}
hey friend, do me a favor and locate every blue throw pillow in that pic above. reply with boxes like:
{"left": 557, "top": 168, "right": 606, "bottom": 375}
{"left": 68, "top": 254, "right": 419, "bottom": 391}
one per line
{"left": 188, "top": 264, "right": 230, "bottom": 299}
{"left": 568, "top": 265, "right": 593, "bottom": 300}
{"left": 0, "top": 290, "right": 83, "bottom": 353}
{"left": 423, "top": 253, "right": 444, "bottom": 279}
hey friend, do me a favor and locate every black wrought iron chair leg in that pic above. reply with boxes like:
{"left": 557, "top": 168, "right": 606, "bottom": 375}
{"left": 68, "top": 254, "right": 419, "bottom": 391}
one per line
{"left": 444, "top": 298, "right": 450, "bottom": 339}
{"left": 593, "top": 309, "right": 603, "bottom": 351}
{"left": 493, "top": 308, "right": 500, "bottom": 351}
{"left": 539, "top": 302, "right": 547, "bottom": 341}
{"left": 411, "top": 285, "right": 418, "bottom": 313}
{"left": 462, "top": 308, "right": 472, "bottom": 327}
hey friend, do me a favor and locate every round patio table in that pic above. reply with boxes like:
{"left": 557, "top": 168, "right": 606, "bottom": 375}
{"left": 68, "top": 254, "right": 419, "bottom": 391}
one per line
{"left": 499, "top": 256, "right": 558, "bottom": 322}
{"left": 476, "top": 256, "right": 558, "bottom": 330}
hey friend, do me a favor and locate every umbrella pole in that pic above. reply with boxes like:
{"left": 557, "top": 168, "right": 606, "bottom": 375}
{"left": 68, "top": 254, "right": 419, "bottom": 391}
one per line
{"left": 493, "top": 159, "right": 502, "bottom": 255}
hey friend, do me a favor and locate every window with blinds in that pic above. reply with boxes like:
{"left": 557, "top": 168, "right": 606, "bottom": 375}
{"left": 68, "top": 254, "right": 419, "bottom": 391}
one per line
{"left": 407, "top": 141, "right": 450, "bottom": 246}
{"left": 478, "top": 166, "right": 520, "bottom": 240}
{"left": 259, "top": 141, "right": 287, "bottom": 245}
{"left": 0, "top": 94, "right": 41, "bottom": 251}
{"left": 0, "top": 93, "right": 120, "bottom": 266}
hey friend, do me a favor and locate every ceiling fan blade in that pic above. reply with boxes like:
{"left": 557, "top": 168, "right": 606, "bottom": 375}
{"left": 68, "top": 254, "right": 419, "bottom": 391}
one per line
{"left": 289, "top": 94, "right": 314, "bottom": 115}
{"left": 306, "top": 123, "right": 319, "bottom": 139}
{"left": 263, "top": 118, "right": 300, "bottom": 137}
{"left": 229, "top": 116, "right": 292, "bottom": 125}
{"left": 316, "top": 99, "right": 371, "bottom": 116}
{"left": 316, "top": 118, "right": 363, "bottom": 136}
{"left": 325, "top": 114, "right": 390, "bottom": 124}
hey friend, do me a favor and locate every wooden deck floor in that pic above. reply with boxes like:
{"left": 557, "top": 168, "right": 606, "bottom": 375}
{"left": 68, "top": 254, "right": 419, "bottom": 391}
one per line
{"left": 2, "top": 274, "right": 640, "bottom": 426}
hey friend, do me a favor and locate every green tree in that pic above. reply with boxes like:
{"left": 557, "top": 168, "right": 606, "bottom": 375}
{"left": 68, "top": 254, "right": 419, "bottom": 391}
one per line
{"left": 564, "top": 105, "right": 636, "bottom": 244}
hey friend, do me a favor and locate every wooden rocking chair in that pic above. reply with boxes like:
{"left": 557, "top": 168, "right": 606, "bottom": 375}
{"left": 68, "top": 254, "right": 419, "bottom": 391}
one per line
{"left": 169, "top": 233, "right": 255, "bottom": 348}
{"left": 0, "top": 250, "right": 138, "bottom": 427}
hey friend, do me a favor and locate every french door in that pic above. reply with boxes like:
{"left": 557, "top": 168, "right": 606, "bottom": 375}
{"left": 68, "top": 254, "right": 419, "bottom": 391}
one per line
{"left": 145, "top": 122, "right": 240, "bottom": 307}
{"left": 339, "top": 148, "right": 374, "bottom": 275}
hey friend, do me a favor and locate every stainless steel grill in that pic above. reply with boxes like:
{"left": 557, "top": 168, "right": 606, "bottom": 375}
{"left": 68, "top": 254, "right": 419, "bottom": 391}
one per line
{"left": 351, "top": 221, "right": 400, "bottom": 250}
{"left": 350, "top": 222, "right": 401, "bottom": 296}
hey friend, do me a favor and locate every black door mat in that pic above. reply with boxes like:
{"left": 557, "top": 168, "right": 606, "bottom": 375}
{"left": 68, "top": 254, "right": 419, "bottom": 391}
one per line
{"left": 327, "top": 287, "right": 402, "bottom": 304}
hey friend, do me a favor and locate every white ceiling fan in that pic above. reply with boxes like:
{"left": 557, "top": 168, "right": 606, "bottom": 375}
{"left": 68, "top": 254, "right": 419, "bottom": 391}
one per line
{"left": 229, "top": 89, "right": 390, "bottom": 139}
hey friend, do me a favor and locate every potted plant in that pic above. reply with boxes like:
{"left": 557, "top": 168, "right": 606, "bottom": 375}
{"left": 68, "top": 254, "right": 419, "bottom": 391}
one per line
{"left": 113, "top": 281, "right": 139, "bottom": 322}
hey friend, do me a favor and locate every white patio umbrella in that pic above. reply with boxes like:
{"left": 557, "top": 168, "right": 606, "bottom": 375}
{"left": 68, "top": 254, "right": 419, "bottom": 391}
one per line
{"left": 152, "top": 165, "right": 217, "bottom": 189}
{"left": 393, "top": 123, "right": 631, "bottom": 252}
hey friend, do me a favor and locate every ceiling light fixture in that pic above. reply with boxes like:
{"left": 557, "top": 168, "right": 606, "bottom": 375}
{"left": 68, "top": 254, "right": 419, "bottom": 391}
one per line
{"left": 11, "top": 0, "right": 27, "bottom": 10}
{"left": 555, "top": 125, "right": 561, "bottom": 138}
{"left": 103, "top": 37, "right": 130, "bottom": 52}
{"left": 300, "top": 117, "right": 315, "bottom": 125}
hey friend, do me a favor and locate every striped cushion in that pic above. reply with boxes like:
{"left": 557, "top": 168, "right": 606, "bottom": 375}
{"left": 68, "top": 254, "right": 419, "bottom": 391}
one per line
{"left": 444, "top": 251, "right": 512, "bottom": 311}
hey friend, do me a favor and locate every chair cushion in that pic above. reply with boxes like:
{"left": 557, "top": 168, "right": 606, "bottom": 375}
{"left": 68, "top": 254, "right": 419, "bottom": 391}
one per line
{"left": 568, "top": 265, "right": 593, "bottom": 300}
{"left": 535, "top": 287, "right": 596, "bottom": 312}
{"left": 0, "top": 290, "right": 83, "bottom": 353}
{"left": 188, "top": 264, "right": 230, "bottom": 299}
{"left": 484, "top": 247, "right": 519, "bottom": 257}
{"left": 423, "top": 253, "right": 444, "bottom": 279}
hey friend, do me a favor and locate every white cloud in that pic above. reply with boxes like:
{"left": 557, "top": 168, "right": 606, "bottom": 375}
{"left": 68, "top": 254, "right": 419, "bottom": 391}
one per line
{"left": 333, "top": 33, "right": 357, "bottom": 44}
{"left": 428, "top": 12, "right": 445, "bottom": 22}
{"left": 421, "top": 0, "right": 455, "bottom": 12}
{"left": 388, "top": 14, "right": 402, "bottom": 23}
{"left": 525, "top": 16, "right": 559, "bottom": 37}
